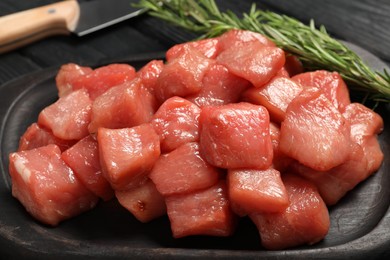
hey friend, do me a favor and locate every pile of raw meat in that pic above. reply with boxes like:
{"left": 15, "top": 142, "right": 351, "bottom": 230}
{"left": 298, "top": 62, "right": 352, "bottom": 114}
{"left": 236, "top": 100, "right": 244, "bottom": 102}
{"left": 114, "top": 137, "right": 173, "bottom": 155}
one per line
{"left": 8, "top": 30, "right": 384, "bottom": 250}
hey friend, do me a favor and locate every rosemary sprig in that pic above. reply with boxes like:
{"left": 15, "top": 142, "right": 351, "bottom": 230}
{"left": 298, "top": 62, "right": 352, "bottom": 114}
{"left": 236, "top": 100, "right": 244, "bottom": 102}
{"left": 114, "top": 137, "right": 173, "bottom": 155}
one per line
{"left": 136, "top": 0, "right": 390, "bottom": 104}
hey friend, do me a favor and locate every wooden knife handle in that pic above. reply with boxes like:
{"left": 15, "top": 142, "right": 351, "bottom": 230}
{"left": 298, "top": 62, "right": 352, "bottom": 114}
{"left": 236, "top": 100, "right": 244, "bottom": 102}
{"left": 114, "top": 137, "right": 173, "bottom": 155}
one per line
{"left": 0, "top": 0, "right": 80, "bottom": 54}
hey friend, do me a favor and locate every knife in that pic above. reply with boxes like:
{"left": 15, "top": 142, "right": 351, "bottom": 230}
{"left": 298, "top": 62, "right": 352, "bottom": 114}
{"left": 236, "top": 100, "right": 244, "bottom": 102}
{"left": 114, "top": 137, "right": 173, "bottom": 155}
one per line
{"left": 0, "top": 0, "right": 145, "bottom": 54}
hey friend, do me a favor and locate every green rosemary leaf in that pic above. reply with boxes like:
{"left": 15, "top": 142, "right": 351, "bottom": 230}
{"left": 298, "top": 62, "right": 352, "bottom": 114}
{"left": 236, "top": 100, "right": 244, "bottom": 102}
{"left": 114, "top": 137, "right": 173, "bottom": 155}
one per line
{"left": 136, "top": 0, "right": 390, "bottom": 104}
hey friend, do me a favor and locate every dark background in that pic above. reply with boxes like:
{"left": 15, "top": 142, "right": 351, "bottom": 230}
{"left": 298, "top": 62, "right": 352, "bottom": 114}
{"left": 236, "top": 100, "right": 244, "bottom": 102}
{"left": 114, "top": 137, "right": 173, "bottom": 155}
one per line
{"left": 0, "top": 1, "right": 389, "bottom": 259}
{"left": 0, "top": 0, "right": 389, "bottom": 87}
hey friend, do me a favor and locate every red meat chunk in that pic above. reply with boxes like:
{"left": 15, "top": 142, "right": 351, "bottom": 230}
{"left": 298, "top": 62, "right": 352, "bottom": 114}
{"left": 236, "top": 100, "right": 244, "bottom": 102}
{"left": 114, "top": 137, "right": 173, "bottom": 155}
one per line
{"left": 292, "top": 70, "right": 351, "bottom": 112}
{"left": 227, "top": 168, "right": 289, "bottom": 216}
{"left": 360, "top": 136, "right": 384, "bottom": 174}
{"left": 56, "top": 63, "right": 93, "bottom": 97}
{"left": 343, "top": 103, "right": 384, "bottom": 141}
{"left": 18, "top": 123, "right": 76, "bottom": 152}
{"left": 151, "top": 96, "right": 201, "bottom": 153}
{"left": 38, "top": 89, "right": 92, "bottom": 141}
{"left": 242, "top": 76, "right": 303, "bottom": 123}
{"left": 343, "top": 103, "right": 384, "bottom": 174}
{"left": 155, "top": 45, "right": 215, "bottom": 102}
{"left": 166, "top": 37, "right": 220, "bottom": 61}
{"left": 149, "top": 142, "right": 220, "bottom": 196}
{"left": 275, "top": 67, "right": 290, "bottom": 78}
{"left": 137, "top": 59, "right": 164, "bottom": 97}
{"left": 88, "top": 78, "right": 158, "bottom": 133}
{"left": 283, "top": 53, "right": 304, "bottom": 77}
{"left": 279, "top": 87, "right": 352, "bottom": 171}
{"left": 115, "top": 179, "right": 166, "bottom": 223}
{"left": 292, "top": 142, "right": 369, "bottom": 205}
{"left": 61, "top": 135, "right": 114, "bottom": 201}
{"left": 199, "top": 102, "right": 273, "bottom": 169}
{"left": 187, "top": 64, "right": 251, "bottom": 108}
{"left": 8, "top": 144, "right": 98, "bottom": 226}
{"left": 269, "top": 122, "right": 294, "bottom": 172}
{"left": 250, "top": 174, "right": 330, "bottom": 250}
{"left": 165, "top": 180, "right": 236, "bottom": 238}
{"left": 218, "top": 29, "right": 276, "bottom": 51}
{"left": 216, "top": 41, "right": 285, "bottom": 88}
{"left": 98, "top": 124, "right": 160, "bottom": 191}
{"left": 67, "top": 63, "right": 136, "bottom": 100}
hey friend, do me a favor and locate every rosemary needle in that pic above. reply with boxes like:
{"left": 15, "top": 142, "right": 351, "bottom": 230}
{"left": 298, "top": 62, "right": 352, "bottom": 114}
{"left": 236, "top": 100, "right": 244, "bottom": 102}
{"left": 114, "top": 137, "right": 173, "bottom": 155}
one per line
{"left": 136, "top": 0, "right": 390, "bottom": 104}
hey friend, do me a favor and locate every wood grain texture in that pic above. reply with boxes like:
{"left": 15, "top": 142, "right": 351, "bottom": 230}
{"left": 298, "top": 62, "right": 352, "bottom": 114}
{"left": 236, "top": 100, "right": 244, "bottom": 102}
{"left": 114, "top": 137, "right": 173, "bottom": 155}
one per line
{"left": 0, "top": 0, "right": 389, "bottom": 86}
{"left": 0, "top": 1, "right": 389, "bottom": 259}
{"left": 0, "top": 0, "right": 54, "bottom": 15}
{"left": 131, "top": 0, "right": 390, "bottom": 65}
{"left": 260, "top": 0, "right": 390, "bottom": 63}
{"left": 0, "top": 0, "right": 166, "bottom": 85}
{"left": 0, "top": 0, "right": 80, "bottom": 54}
{"left": 0, "top": 53, "right": 41, "bottom": 84}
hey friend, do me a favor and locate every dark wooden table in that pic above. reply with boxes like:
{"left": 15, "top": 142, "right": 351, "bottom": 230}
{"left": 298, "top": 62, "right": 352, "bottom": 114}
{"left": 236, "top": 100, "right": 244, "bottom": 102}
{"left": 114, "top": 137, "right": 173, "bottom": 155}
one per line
{"left": 1, "top": 0, "right": 389, "bottom": 259}
{"left": 1, "top": 0, "right": 389, "bottom": 87}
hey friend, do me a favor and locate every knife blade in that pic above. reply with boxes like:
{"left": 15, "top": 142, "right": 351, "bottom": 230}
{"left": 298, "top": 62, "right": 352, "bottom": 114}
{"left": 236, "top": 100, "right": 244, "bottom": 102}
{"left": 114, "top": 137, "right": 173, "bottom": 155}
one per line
{"left": 0, "top": 0, "right": 145, "bottom": 54}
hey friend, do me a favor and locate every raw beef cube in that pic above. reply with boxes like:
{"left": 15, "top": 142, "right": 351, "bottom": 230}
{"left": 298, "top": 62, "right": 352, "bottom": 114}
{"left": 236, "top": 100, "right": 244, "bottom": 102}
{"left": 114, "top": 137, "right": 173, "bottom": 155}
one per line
{"left": 343, "top": 103, "right": 384, "bottom": 174}
{"left": 149, "top": 142, "right": 220, "bottom": 196}
{"left": 166, "top": 37, "right": 220, "bottom": 61}
{"left": 283, "top": 53, "right": 304, "bottom": 77}
{"left": 88, "top": 78, "right": 158, "bottom": 133}
{"left": 242, "top": 77, "right": 303, "bottom": 123}
{"left": 38, "top": 89, "right": 92, "bottom": 140}
{"left": 199, "top": 102, "right": 273, "bottom": 169}
{"left": 18, "top": 123, "right": 76, "bottom": 152}
{"left": 62, "top": 135, "right": 114, "bottom": 201}
{"left": 69, "top": 63, "right": 137, "bottom": 100}
{"left": 137, "top": 60, "right": 164, "bottom": 96}
{"left": 216, "top": 41, "right": 285, "bottom": 88}
{"left": 8, "top": 144, "right": 98, "bottom": 226}
{"left": 155, "top": 45, "right": 215, "bottom": 102}
{"left": 227, "top": 168, "right": 289, "bottom": 216}
{"left": 56, "top": 63, "right": 93, "bottom": 97}
{"left": 187, "top": 64, "right": 251, "bottom": 108}
{"left": 274, "top": 67, "right": 291, "bottom": 78}
{"left": 98, "top": 124, "right": 160, "bottom": 191}
{"left": 151, "top": 96, "right": 201, "bottom": 153}
{"left": 279, "top": 87, "right": 352, "bottom": 171}
{"left": 115, "top": 179, "right": 166, "bottom": 223}
{"left": 360, "top": 136, "right": 384, "bottom": 174}
{"left": 292, "top": 70, "right": 351, "bottom": 112}
{"left": 269, "top": 122, "right": 293, "bottom": 172}
{"left": 343, "top": 103, "right": 384, "bottom": 141}
{"left": 292, "top": 142, "right": 369, "bottom": 205}
{"left": 165, "top": 180, "right": 236, "bottom": 238}
{"left": 250, "top": 173, "right": 330, "bottom": 250}
{"left": 218, "top": 29, "right": 276, "bottom": 51}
